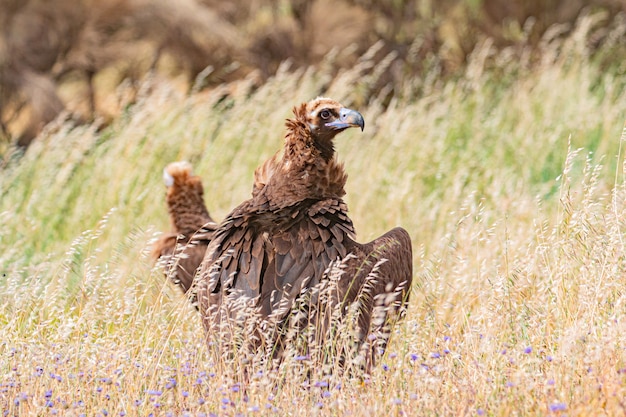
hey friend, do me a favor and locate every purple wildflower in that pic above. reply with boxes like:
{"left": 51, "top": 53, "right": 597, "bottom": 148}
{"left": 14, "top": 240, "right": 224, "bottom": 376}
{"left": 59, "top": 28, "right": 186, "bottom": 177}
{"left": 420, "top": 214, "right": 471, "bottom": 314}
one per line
{"left": 549, "top": 402, "right": 567, "bottom": 412}
{"left": 431, "top": 352, "right": 441, "bottom": 359}
{"left": 524, "top": 347, "right": 532, "bottom": 354}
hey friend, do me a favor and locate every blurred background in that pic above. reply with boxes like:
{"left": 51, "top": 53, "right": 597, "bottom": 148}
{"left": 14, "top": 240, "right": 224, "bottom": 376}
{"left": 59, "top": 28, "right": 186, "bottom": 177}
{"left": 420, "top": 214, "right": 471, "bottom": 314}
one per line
{"left": 1, "top": 0, "right": 625, "bottom": 149}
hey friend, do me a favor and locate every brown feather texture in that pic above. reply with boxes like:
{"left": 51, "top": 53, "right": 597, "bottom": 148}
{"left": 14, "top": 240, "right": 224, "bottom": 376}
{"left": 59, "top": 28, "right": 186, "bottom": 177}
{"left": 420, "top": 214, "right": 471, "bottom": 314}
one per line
{"left": 152, "top": 161, "right": 218, "bottom": 306}
{"left": 197, "top": 97, "right": 412, "bottom": 371}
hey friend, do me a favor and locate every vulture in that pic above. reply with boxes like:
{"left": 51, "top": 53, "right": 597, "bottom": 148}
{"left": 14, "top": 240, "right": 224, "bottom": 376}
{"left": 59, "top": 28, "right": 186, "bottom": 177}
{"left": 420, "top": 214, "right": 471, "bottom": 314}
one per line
{"left": 197, "top": 97, "right": 412, "bottom": 368}
{"left": 152, "top": 161, "right": 218, "bottom": 305}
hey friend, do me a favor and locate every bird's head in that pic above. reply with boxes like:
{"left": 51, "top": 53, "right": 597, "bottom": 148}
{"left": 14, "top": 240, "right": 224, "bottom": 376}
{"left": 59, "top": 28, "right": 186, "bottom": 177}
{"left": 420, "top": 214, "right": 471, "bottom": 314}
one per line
{"left": 285, "top": 97, "right": 365, "bottom": 161}
{"left": 287, "top": 97, "right": 364, "bottom": 161}
{"left": 301, "top": 97, "right": 364, "bottom": 142}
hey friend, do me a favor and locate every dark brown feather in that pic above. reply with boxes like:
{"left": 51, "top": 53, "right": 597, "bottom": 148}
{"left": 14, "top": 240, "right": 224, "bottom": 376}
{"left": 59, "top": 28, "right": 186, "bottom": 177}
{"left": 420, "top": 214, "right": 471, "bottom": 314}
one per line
{"left": 152, "top": 161, "right": 218, "bottom": 305}
{"left": 197, "top": 98, "right": 412, "bottom": 368}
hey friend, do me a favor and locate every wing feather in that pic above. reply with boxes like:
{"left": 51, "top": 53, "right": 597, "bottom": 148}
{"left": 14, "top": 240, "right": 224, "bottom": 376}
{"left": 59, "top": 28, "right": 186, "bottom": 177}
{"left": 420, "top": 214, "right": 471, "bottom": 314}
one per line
{"left": 198, "top": 197, "right": 362, "bottom": 349}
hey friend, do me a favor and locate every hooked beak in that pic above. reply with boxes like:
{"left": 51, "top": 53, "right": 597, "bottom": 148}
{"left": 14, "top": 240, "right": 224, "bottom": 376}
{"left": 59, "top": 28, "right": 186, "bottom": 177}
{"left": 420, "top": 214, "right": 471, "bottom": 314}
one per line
{"left": 325, "top": 108, "right": 365, "bottom": 131}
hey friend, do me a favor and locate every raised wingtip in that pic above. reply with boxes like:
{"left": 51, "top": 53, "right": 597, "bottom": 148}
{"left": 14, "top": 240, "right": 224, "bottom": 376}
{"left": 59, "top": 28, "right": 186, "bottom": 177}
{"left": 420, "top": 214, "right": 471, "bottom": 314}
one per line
{"left": 163, "top": 161, "right": 193, "bottom": 187}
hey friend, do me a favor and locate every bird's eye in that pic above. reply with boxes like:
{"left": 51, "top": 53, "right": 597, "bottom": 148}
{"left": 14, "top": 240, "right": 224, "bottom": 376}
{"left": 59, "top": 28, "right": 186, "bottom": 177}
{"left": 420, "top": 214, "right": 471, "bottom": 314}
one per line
{"left": 319, "top": 110, "right": 331, "bottom": 120}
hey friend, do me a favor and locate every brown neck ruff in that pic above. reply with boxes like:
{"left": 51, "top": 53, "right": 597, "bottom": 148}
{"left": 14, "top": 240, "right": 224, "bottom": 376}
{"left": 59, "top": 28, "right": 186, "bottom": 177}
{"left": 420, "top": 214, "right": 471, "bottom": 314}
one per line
{"left": 255, "top": 103, "right": 347, "bottom": 208}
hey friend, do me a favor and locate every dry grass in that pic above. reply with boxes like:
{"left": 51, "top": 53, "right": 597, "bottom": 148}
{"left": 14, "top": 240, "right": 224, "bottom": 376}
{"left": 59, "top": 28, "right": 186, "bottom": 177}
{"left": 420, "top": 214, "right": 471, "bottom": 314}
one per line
{"left": 1, "top": 30, "right": 626, "bottom": 415}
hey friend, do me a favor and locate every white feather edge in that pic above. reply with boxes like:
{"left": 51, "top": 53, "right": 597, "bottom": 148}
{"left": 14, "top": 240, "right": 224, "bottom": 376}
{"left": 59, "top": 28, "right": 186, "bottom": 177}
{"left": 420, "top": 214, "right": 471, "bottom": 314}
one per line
{"left": 163, "top": 167, "right": 174, "bottom": 187}
{"left": 163, "top": 161, "right": 194, "bottom": 187}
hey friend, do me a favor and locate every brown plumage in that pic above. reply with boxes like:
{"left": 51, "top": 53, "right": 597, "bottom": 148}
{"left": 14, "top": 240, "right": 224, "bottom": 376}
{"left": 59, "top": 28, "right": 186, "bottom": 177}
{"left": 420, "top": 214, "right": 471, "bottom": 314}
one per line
{"left": 197, "top": 97, "right": 412, "bottom": 367}
{"left": 152, "top": 161, "right": 218, "bottom": 305}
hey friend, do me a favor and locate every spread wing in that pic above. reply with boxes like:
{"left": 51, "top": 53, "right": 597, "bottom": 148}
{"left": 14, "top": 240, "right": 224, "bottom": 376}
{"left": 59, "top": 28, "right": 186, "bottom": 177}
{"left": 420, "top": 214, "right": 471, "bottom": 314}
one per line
{"left": 338, "top": 226, "right": 413, "bottom": 361}
{"left": 155, "top": 221, "right": 218, "bottom": 299}
{"left": 344, "top": 227, "right": 413, "bottom": 307}
{"left": 198, "top": 198, "right": 356, "bottom": 321}
{"left": 200, "top": 199, "right": 266, "bottom": 299}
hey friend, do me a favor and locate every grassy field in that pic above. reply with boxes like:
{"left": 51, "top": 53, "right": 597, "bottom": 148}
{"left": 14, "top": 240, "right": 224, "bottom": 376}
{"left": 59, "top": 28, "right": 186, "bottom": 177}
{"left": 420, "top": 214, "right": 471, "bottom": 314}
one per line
{"left": 2, "top": 29, "right": 626, "bottom": 416}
